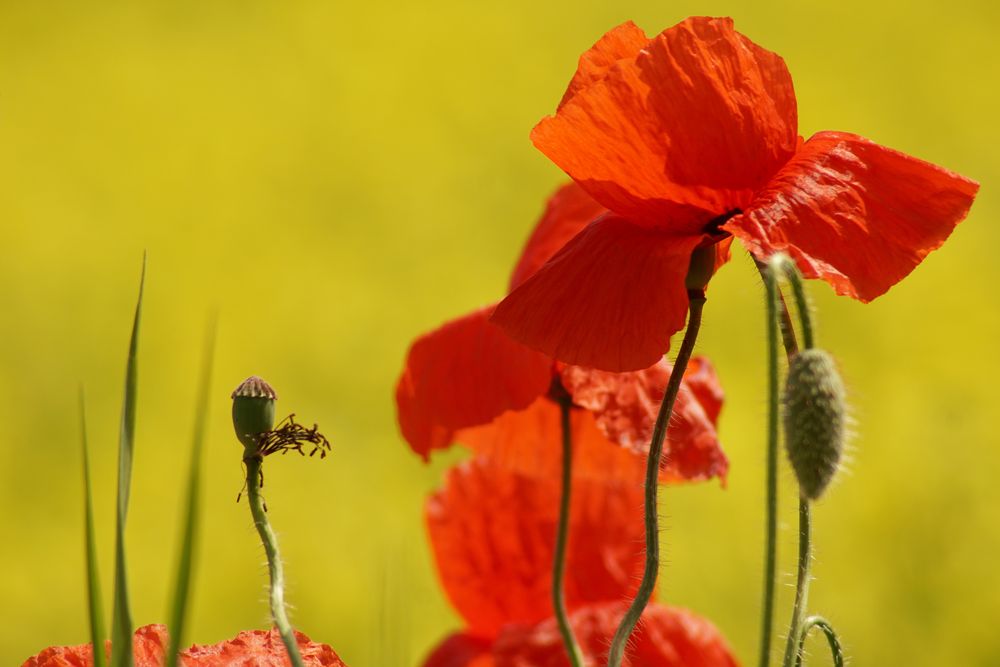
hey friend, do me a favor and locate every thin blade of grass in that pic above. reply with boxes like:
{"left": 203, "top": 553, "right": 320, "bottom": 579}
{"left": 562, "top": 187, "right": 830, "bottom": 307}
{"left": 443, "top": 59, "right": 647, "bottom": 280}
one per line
{"left": 110, "top": 256, "right": 145, "bottom": 667}
{"left": 80, "top": 389, "right": 107, "bottom": 667}
{"left": 166, "top": 315, "right": 217, "bottom": 667}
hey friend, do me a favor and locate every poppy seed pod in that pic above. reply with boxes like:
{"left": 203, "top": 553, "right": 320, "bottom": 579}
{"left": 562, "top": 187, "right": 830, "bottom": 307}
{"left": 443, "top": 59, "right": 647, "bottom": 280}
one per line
{"left": 232, "top": 376, "right": 277, "bottom": 451}
{"left": 783, "top": 349, "right": 846, "bottom": 500}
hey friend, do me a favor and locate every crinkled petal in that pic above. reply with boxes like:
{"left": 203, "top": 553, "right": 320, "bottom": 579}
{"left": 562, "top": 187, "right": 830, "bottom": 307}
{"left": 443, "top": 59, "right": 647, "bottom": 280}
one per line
{"left": 727, "top": 131, "right": 980, "bottom": 302}
{"left": 456, "top": 396, "right": 646, "bottom": 482}
{"left": 21, "top": 625, "right": 168, "bottom": 667}
{"left": 509, "top": 182, "right": 608, "bottom": 291}
{"left": 559, "top": 357, "right": 728, "bottom": 484}
{"left": 184, "top": 627, "right": 347, "bottom": 666}
{"left": 396, "top": 306, "right": 552, "bottom": 460}
{"left": 533, "top": 16, "right": 797, "bottom": 229}
{"left": 492, "top": 214, "right": 700, "bottom": 372}
{"left": 426, "top": 457, "right": 646, "bottom": 636}
{"left": 558, "top": 21, "right": 649, "bottom": 109}
{"left": 683, "top": 357, "right": 725, "bottom": 424}
{"left": 492, "top": 602, "right": 739, "bottom": 667}
{"left": 421, "top": 633, "right": 495, "bottom": 667}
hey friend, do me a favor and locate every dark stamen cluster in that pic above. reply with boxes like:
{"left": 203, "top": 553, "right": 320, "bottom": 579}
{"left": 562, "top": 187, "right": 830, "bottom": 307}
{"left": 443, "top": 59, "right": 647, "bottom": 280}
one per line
{"left": 252, "top": 414, "right": 331, "bottom": 459}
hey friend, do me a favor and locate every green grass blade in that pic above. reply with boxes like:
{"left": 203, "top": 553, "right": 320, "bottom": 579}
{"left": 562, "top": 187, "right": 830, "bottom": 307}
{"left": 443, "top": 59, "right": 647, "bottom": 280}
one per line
{"left": 110, "top": 257, "right": 145, "bottom": 667}
{"left": 166, "top": 315, "right": 217, "bottom": 667}
{"left": 80, "top": 389, "right": 107, "bottom": 667}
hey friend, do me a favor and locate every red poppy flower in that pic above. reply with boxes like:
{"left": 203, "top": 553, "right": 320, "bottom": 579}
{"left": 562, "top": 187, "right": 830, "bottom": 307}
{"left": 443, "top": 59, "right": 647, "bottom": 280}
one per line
{"left": 21, "top": 624, "right": 347, "bottom": 667}
{"left": 491, "top": 17, "right": 980, "bottom": 372}
{"left": 396, "top": 183, "right": 728, "bottom": 484}
{"left": 420, "top": 457, "right": 737, "bottom": 666}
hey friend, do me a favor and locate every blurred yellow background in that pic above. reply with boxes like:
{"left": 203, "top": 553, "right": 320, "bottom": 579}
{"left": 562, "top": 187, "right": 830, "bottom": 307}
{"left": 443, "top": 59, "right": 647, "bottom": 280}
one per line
{"left": 1, "top": 1, "right": 997, "bottom": 665}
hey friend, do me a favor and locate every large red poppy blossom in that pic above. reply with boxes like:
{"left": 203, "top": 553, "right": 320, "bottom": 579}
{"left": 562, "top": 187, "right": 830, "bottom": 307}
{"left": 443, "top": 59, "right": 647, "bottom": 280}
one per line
{"left": 420, "top": 457, "right": 737, "bottom": 666}
{"left": 491, "top": 17, "right": 980, "bottom": 372}
{"left": 396, "top": 183, "right": 728, "bottom": 484}
{"left": 21, "top": 624, "right": 347, "bottom": 667}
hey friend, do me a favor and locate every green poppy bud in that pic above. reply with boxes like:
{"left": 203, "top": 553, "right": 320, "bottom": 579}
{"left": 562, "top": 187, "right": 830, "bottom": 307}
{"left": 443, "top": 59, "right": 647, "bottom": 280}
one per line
{"left": 232, "top": 376, "right": 277, "bottom": 452}
{"left": 783, "top": 349, "right": 846, "bottom": 500}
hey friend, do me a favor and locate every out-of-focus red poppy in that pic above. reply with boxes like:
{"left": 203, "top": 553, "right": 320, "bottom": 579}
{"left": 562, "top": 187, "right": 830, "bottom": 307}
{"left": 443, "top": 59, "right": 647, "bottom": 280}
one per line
{"left": 491, "top": 16, "right": 980, "bottom": 372}
{"left": 396, "top": 183, "right": 728, "bottom": 484}
{"left": 420, "top": 457, "right": 737, "bottom": 666}
{"left": 21, "top": 624, "right": 347, "bottom": 667}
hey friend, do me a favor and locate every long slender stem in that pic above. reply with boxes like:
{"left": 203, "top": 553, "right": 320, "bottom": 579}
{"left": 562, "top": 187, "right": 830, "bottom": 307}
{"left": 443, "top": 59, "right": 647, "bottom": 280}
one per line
{"left": 782, "top": 499, "right": 812, "bottom": 667}
{"left": 607, "top": 291, "right": 707, "bottom": 667}
{"left": 794, "top": 616, "right": 845, "bottom": 667}
{"left": 553, "top": 398, "right": 584, "bottom": 667}
{"left": 244, "top": 455, "right": 305, "bottom": 667}
{"left": 757, "top": 265, "right": 782, "bottom": 667}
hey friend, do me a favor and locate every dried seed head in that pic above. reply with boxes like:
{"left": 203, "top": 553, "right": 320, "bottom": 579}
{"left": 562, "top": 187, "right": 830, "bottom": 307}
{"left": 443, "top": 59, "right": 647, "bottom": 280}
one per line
{"left": 783, "top": 349, "right": 846, "bottom": 500}
{"left": 232, "top": 376, "right": 277, "bottom": 450}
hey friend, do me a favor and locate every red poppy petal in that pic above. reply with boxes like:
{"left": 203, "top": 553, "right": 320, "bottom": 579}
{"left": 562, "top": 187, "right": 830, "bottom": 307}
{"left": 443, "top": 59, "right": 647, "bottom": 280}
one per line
{"left": 421, "top": 633, "right": 495, "bottom": 667}
{"left": 683, "top": 356, "right": 725, "bottom": 424}
{"left": 560, "top": 358, "right": 728, "bottom": 484}
{"left": 532, "top": 17, "right": 797, "bottom": 228}
{"left": 21, "top": 625, "right": 169, "bottom": 667}
{"left": 509, "top": 182, "right": 608, "bottom": 291}
{"left": 728, "top": 131, "right": 980, "bottom": 302}
{"left": 456, "top": 396, "right": 647, "bottom": 482}
{"left": 492, "top": 214, "right": 700, "bottom": 372}
{"left": 426, "top": 457, "right": 646, "bottom": 636}
{"left": 184, "top": 627, "right": 347, "bottom": 666}
{"left": 492, "top": 602, "right": 738, "bottom": 667}
{"left": 396, "top": 306, "right": 552, "bottom": 460}
{"left": 558, "top": 21, "right": 649, "bottom": 109}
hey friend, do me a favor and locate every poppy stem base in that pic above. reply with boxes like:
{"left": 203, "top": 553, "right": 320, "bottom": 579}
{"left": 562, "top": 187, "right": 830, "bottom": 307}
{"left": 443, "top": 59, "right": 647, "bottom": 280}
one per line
{"left": 553, "top": 397, "right": 586, "bottom": 667}
{"left": 606, "top": 290, "right": 707, "bottom": 667}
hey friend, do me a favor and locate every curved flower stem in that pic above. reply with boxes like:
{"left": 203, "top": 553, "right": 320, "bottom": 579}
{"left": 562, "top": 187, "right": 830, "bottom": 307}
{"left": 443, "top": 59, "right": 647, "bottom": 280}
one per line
{"left": 794, "top": 616, "right": 845, "bottom": 667}
{"left": 757, "top": 264, "right": 783, "bottom": 667}
{"left": 244, "top": 455, "right": 305, "bottom": 667}
{"left": 607, "top": 290, "right": 707, "bottom": 667}
{"left": 782, "top": 499, "right": 812, "bottom": 667}
{"left": 554, "top": 398, "right": 585, "bottom": 667}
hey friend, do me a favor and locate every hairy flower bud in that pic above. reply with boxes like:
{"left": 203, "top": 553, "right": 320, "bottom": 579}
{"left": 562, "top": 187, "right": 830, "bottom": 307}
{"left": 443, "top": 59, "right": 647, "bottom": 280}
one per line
{"left": 232, "top": 376, "right": 277, "bottom": 451}
{"left": 783, "top": 349, "right": 846, "bottom": 500}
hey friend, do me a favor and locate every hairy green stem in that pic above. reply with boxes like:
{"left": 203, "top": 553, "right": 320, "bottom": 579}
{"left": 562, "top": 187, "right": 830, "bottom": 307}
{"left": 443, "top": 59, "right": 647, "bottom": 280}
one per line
{"left": 782, "top": 499, "right": 812, "bottom": 667}
{"left": 244, "top": 455, "right": 305, "bottom": 667}
{"left": 607, "top": 291, "right": 707, "bottom": 667}
{"left": 794, "top": 616, "right": 845, "bottom": 667}
{"left": 553, "top": 398, "right": 585, "bottom": 667}
{"left": 757, "top": 264, "right": 782, "bottom": 667}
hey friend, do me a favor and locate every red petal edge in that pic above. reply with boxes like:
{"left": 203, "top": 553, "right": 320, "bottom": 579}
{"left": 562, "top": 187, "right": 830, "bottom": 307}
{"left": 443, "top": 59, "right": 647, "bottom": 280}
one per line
{"left": 396, "top": 306, "right": 552, "bottom": 460}
{"left": 421, "top": 633, "right": 495, "bottom": 667}
{"left": 728, "top": 131, "right": 979, "bottom": 302}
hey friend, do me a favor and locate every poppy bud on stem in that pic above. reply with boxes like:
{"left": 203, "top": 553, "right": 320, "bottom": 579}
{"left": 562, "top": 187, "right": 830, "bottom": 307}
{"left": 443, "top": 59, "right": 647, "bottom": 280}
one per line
{"left": 231, "top": 376, "right": 306, "bottom": 667}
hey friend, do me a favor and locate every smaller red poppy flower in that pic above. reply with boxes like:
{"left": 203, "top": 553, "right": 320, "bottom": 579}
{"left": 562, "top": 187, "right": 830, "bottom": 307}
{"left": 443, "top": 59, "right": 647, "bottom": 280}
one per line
{"left": 21, "top": 624, "right": 347, "bottom": 667}
{"left": 396, "top": 183, "right": 728, "bottom": 484}
{"left": 421, "top": 456, "right": 738, "bottom": 667}
{"left": 491, "top": 17, "right": 979, "bottom": 372}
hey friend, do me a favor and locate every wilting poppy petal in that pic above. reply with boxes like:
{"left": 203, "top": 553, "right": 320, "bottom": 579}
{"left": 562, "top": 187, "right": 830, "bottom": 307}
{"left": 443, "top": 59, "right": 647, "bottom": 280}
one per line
{"left": 558, "top": 21, "right": 649, "bottom": 109}
{"left": 426, "top": 457, "right": 646, "bottom": 636}
{"left": 559, "top": 357, "right": 728, "bottom": 484}
{"left": 20, "top": 625, "right": 348, "bottom": 667}
{"left": 509, "top": 182, "right": 607, "bottom": 291}
{"left": 456, "top": 396, "right": 646, "bottom": 482}
{"left": 532, "top": 17, "right": 797, "bottom": 229}
{"left": 492, "top": 214, "right": 701, "bottom": 372}
{"left": 422, "top": 633, "right": 496, "bottom": 667}
{"left": 727, "top": 131, "right": 980, "bottom": 302}
{"left": 184, "top": 627, "right": 347, "bottom": 666}
{"left": 492, "top": 602, "right": 738, "bottom": 667}
{"left": 396, "top": 306, "right": 552, "bottom": 460}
